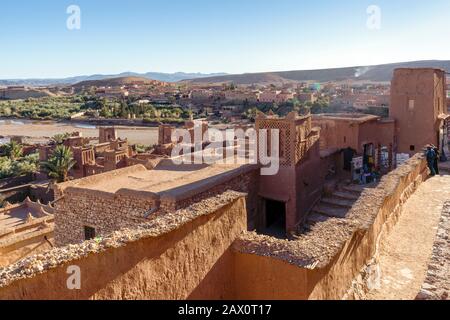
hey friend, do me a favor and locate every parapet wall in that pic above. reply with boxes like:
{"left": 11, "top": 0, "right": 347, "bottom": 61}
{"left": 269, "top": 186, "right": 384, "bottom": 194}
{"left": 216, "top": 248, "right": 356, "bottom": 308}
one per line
{"left": 233, "top": 154, "right": 428, "bottom": 300}
{"left": 0, "top": 191, "right": 247, "bottom": 300}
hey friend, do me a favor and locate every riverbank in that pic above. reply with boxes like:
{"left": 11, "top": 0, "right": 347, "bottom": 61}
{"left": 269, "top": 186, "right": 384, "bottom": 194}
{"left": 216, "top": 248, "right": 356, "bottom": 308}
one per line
{"left": 0, "top": 116, "right": 183, "bottom": 128}
{"left": 0, "top": 119, "right": 159, "bottom": 146}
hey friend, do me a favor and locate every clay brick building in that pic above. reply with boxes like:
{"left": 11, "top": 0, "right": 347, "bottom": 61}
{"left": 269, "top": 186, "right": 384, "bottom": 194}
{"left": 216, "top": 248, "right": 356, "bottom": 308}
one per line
{"left": 53, "top": 162, "right": 259, "bottom": 247}
{"left": 312, "top": 113, "right": 395, "bottom": 171}
{"left": 256, "top": 112, "right": 323, "bottom": 235}
{"left": 390, "top": 68, "right": 449, "bottom": 156}
{"left": 99, "top": 127, "right": 118, "bottom": 144}
{"left": 40, "top": 128, "right": 157, "bottom": 179}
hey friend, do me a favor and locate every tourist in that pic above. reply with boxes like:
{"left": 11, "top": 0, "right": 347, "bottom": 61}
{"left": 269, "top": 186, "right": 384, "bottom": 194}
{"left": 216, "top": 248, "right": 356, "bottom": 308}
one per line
{"left": 426, "top": 145, "right": 437, "bottom": 176}
{"left": 432, "top": 145, "right": 440, "bottom": 175}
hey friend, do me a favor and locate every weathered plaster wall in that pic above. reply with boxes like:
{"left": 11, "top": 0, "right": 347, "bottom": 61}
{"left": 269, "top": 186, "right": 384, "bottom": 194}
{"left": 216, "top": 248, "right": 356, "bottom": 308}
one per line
{"left": 390, "top": 68, "right": 447, "bottom": 155}
{"left": 0, "top": 191, "right": 247, "bottom": 300}
{"left": 0, "top": 234, "right": 54, "bottom": 268}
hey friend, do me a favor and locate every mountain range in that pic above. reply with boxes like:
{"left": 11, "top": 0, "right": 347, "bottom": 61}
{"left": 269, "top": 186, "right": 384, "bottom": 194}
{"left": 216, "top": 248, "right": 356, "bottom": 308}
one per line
{"left": 183, "top": 60, "right": 450, "bottom": 85}
{"left": 0, "top": 72, "right": 228, "bottom": 87}
{"left": 1, "top": 60, "right": 449, "bottom": 87}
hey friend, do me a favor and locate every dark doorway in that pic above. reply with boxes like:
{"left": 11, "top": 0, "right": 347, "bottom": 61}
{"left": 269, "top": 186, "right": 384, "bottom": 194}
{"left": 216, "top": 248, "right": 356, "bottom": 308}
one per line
{"left": 263, "top": 199, "right": 287, "bottom": 239}
{"left": 84, "top": 226, "right": 96, "bottom": 241}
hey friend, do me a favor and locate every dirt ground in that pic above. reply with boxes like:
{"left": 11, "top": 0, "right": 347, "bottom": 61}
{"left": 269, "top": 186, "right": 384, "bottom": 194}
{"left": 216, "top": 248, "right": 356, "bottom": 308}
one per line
{"left": 366, "top": 174, "right": 450, "bottom": 300}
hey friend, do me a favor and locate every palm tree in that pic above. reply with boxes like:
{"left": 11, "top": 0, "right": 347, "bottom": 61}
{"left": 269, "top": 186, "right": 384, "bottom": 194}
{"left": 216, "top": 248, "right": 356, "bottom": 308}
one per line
{"left": 4, "top": 141, "right": 23, "bottom": 161}
{"left": 51, "top": 133, "right": 70, "bottom": 145}
{"left": 42, "top": 145, "right": 76, "bottom": 183}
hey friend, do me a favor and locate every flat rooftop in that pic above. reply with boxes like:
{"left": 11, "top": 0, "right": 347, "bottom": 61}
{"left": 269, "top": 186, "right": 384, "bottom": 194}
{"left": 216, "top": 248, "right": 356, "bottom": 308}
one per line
{"left": 58, "top": 157, "right": 257, "bottom": 201}
{"left": 312, "top": 113, "right": 380, "bottom": 123}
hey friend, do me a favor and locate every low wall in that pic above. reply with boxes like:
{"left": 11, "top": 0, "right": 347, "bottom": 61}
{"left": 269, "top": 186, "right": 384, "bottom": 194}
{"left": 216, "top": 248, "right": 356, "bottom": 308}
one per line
{"left": 233, "top": 154, "right": 428, "bottom": 300}
{"left": 0, "top": 229, "right": 54, "bottom": 268}
{"left": 0, "top": 175, "right": 33, "bottom": 189}
{"left": 0, "top": 191, "right": 247, "bottom": 300}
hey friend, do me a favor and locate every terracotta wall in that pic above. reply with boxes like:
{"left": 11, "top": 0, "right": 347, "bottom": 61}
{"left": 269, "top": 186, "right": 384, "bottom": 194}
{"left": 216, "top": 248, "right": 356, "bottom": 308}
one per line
{"left": 313, "top": 119, "right": 360, "bottom": 152}
{"left": 314, "top": 118, "right": 395, "bottom": 154}
{"left": 359, "top": 120, "right": 395, "bottom": 148}
{"left": 294, "top": 142, "right": 332, "bottom": 227}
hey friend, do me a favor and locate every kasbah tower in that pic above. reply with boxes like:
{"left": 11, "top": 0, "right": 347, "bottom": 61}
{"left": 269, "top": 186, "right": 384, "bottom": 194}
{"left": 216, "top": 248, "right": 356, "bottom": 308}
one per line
{"left": 390, "top": 68, "right": 449, "bottom": 157}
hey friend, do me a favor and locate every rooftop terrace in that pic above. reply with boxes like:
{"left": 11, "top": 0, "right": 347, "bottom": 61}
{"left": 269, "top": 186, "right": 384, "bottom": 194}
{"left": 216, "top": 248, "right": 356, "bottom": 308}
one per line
{"left": 313, "top": 113, "right": 381, "bottom": 123}
{"left": 57, "top": 158, "right": 256, "bottom": 202}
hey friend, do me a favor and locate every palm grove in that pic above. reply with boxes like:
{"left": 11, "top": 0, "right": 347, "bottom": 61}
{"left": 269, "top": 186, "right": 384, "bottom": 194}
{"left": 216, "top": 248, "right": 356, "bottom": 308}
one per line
{"left": 0, "top": 137, "right": 76, "bottom": 183}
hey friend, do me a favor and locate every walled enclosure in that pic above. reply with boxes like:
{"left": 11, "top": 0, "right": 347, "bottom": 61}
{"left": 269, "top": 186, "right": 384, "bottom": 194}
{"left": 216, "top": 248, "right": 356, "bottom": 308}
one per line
{"left": 0, "top": 155, "right": 429, "bottom": 300}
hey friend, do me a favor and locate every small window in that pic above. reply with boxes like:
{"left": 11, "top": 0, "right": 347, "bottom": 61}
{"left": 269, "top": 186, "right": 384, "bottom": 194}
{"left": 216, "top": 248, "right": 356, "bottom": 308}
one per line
{"left": 344, "top": 136, "right": 347, "bottom": 143}
{"left": 84, "top": 226, "right": 96, "bottom": 240}
{"left": 410, "top": 145, "right": 415, "bottom": 152}
{"left": 408, "top": 99, "right": 415, "bottom": 111}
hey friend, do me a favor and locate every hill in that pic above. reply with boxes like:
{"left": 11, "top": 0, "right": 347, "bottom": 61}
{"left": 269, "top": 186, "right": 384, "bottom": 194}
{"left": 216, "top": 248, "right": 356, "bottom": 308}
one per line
{"left": 184, "top": 60, "right": 450, "bottom": 85}
{"left": 72, "top": 76, "right": 167, "bottom": 89}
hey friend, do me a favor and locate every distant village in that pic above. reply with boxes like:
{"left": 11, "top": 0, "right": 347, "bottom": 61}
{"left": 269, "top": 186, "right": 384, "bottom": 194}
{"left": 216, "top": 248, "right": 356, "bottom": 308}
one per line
{"left": 0, "top": 75, "right": 397, "bottom": 125}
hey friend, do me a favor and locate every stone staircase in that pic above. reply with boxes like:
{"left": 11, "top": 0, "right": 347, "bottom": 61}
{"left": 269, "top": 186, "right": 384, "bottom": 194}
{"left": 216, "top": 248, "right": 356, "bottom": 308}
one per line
{"left": 305, "top": 184, "right": 366, "bottom": 227}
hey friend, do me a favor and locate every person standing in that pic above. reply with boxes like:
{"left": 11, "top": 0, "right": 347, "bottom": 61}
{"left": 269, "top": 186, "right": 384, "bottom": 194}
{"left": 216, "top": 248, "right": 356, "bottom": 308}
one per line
{"left": 432, "top": 145, "right": 440, "bottom": 175}
{"left": 426, "top": 146, "right": 437, "bottom": 176}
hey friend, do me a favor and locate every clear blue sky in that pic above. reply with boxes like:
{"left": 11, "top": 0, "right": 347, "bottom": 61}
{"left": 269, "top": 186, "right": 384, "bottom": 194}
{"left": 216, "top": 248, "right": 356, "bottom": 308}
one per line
{"left": 1, "top": 0, "right": 449, "bottom": 78}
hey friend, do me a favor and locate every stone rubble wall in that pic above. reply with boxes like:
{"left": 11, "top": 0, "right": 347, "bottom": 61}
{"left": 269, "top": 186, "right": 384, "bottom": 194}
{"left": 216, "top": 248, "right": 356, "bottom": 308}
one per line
{"left": 54, "top": 189, "right": 156, "bottom": 247}
{"left": 416, "top": 202, "right": 450, "bottom": 300}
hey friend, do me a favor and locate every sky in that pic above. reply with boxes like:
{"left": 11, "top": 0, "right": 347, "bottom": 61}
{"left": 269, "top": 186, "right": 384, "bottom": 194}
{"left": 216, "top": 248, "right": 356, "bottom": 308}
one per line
{"left": 0, "top": 0, "right": 450, "bottom": 78}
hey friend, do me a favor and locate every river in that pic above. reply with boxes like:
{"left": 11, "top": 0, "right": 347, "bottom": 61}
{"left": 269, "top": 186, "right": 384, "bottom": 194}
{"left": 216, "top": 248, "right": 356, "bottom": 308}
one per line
{"left": 0, "top": 119, "right": 159, "bottom": 146}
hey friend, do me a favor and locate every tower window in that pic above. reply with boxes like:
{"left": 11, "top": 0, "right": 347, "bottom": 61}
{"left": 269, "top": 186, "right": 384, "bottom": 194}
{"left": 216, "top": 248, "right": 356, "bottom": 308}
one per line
{"left": 410, "top": 145, "right": 415, "bottom": 152}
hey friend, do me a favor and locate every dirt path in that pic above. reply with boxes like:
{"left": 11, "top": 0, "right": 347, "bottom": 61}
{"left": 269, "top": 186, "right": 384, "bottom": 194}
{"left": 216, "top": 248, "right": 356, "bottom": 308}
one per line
{"left": 366, "top": 175, "right": 450, "bottom": 300}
